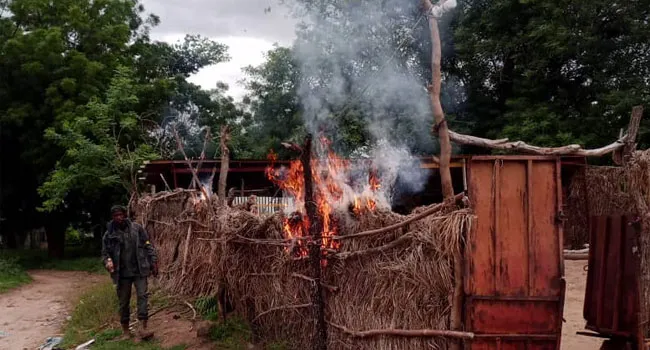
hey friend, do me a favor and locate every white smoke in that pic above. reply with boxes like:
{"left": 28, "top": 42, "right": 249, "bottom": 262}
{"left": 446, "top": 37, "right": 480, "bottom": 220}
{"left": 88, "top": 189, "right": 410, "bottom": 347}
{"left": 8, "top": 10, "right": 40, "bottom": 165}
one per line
{"left": 288, "top": 0, "right": 457, "bottom": 206}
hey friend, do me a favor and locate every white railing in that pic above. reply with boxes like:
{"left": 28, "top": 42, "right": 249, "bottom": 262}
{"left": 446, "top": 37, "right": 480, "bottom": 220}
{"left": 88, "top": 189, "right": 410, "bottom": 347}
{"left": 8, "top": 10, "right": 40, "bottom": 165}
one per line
{"left": 231, "top": 196, "right": 296, "bottom": 216}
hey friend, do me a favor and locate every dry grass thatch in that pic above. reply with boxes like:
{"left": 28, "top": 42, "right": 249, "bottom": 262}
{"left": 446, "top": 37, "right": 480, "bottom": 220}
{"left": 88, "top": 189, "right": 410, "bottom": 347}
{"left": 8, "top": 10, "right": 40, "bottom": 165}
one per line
{"left": 564, "top": 168, "right": 589, "bottom": 249}
{"left": 586, "top": 166, "right": 635, "bottom": 216}
{"left": 564, "top": 164, "right": 637, "bottom": 249}
{"left": 134, "top": 190, "right": 472, "bottom": 349}
{"left": 625, "top": 150, "right": 650, "bottom": 339}
{"left": 566, "top": 151, "right": 650, "bottom": 339}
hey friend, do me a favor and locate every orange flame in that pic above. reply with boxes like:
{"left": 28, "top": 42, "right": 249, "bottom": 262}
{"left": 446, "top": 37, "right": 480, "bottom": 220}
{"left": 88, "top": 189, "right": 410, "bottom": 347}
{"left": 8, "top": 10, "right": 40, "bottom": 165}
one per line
{"left": 266, "top": 138, "right": 382, "bottom": 263}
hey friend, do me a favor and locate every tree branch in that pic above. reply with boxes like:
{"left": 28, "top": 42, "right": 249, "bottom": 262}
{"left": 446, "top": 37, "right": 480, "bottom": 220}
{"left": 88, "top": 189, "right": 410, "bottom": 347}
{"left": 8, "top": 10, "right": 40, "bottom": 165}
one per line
{"left": 328, "top": 321, "right": 475, "bottom": 340}
{"left": 334, "top": 232, "right": 416, "bottom": 260}
{"left": 447, "top": 130, "right": 628, "bottom": 156}
{"left": 334, "top": 192, "right": 464, "bottom": 240}
{"left": 218, "top": 125, "right": 231, "bottom": 203}
{"left": 253, "top": 303, "right": 312, "bottom": 322}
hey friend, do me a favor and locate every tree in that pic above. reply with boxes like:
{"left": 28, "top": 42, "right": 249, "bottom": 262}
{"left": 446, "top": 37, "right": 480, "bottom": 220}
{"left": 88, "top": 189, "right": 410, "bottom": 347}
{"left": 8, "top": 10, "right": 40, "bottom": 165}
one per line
{"left": 39, "top": 66, "right": 158, "bottom": 212}
{"left": 241, "top": 46, "right": 305, "bottom": 159}
{"left": 0, "top": 0, "right": 157, "bottom": 255}
{"left": 451, "top": 0, "right": 650, "bottom": 149}
{"left": 0, "top": 0, "right": 230, "bottom": 256}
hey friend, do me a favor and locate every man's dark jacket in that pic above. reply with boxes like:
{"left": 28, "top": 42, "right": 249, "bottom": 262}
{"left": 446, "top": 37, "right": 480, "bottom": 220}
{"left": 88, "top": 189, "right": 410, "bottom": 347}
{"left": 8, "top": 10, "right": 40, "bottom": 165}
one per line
{"left": 101, "top": 219, "right": 157, "bottom": 283}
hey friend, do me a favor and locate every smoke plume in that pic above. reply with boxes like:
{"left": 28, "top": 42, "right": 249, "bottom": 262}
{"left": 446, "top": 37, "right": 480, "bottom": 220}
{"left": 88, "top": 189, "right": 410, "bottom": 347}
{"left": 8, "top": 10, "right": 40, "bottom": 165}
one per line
{"left": 287, "top": 0, "right": 458, "bottom": 205}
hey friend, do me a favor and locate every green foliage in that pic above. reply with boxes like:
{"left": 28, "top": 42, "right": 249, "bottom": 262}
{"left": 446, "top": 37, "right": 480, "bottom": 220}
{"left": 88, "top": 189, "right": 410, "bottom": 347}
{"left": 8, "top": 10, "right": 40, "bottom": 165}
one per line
{"left": 0, "top": 0, "right": 235, "bottom": 257}
{"left": 451, "top": 0, "right": 650, "bottom": 148}
{"left": 0, "top": 257, "right": 32, "bottom": 293}
{"left": 65, "top": 226, "right": 82, "bottom": 245}
{"left": 0, "top": 248, "right": 105, "bottom": 273}
{"left": 39, "top": 65, "right": 159, "bottom": 212}
{"left": 241, "top": 46, "right": 305, "bottom": 159}
{"left": 0, "top": 0, "right": 161, "bottom": 245}
{"left": 195, "top": 295, "right": 220, "bottom": 321}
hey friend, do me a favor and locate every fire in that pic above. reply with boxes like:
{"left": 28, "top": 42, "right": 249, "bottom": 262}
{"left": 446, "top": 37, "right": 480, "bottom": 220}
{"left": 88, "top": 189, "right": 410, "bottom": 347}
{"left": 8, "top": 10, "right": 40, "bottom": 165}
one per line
{"left": 266, "top": 137, "right": 383, "bottom": 262}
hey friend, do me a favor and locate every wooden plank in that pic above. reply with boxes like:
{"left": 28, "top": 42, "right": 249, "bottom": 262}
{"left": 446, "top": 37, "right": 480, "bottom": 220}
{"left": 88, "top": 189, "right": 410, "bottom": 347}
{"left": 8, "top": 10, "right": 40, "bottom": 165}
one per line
{"left": 527, "top": 160, "right": 533, "bottom": 296}
{"left": 469, "top": 299, "right": 559, "bottom": 334}
{"left": 601, "top": 216, "right": 622, "bottom": 330}
{"left": 496, "top": 161, "right": 527, "bottom": 296}
{"left": 466, "top": 158, "right": 565, "bottom": 350}
{"left": 530, "top": 161, "right": 562, "bottom": 296}
{"left": 612, "top": 216, "right": 624, "bottom": 332}
{"left": 593, "top": 216, "right": 609, "bottom": 327}
{"left": 583, "top": 216, "right": 599, "bottom": 322}
{"left": 467, "top": 160, "right": 496, "bottom": 296}
{"left": 620, "top": 216, "right": 639, "bottom": 333}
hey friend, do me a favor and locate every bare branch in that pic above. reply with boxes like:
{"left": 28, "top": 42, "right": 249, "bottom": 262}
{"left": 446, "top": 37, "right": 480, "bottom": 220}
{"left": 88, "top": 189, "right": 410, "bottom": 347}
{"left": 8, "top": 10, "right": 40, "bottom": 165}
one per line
{"left": 448, "top": 130, "right": 628, "bottom": 156}
{"left": 333, "top": 193, "right": 464, "bottom": 240}
{"left": 328, "top": 321, "right": 475, "bottom": 340}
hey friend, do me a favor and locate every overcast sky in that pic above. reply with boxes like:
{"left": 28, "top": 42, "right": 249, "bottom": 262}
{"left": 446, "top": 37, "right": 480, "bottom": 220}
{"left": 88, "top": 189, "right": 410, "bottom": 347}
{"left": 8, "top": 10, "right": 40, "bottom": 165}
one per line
{"left": 141, "top": 0, "right": 298, "bottom": 100}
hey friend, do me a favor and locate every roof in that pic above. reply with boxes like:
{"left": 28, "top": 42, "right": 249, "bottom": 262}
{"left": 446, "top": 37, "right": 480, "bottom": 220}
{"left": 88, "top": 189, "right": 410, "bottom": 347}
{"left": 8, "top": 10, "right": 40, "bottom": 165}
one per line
{"left": 137, "top": 155, "right": 587, "bottom": 186}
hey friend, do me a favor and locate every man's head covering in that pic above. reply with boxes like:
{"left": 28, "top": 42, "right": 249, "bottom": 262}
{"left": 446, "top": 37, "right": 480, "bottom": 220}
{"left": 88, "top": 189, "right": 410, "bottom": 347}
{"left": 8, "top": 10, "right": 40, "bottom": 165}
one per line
{"left": 110, "top": 205, "right": 127, "bottom": 215}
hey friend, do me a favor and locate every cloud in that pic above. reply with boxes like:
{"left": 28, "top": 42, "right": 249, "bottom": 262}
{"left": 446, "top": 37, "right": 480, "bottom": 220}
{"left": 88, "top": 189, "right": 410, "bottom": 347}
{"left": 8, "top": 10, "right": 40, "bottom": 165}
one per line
{"left": 141, "top": 0, "right": 297, "bottom": 45}
{"left": 142, "top": 0, "right": 297, "bottom": 99}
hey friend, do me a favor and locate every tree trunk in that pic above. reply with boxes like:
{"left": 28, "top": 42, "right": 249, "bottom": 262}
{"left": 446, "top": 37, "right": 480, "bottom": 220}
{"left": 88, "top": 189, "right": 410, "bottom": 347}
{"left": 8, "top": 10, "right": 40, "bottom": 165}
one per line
{"left": 420, "top": 2, "right": 461, "bottom": 349}
{"left": 301, "top": 134, "right": 328, "bottom": 350}
{"left": 422, "top": 0, "right": 454, "bottom": 200}
{"left": 218, "top": 126, "right": 231, "bottom": 204}
{"left": 1, "top": 216, "right": 19, "bottom": 249}
{"left": 45, "top": 213, "right": 67, "bottom": 259}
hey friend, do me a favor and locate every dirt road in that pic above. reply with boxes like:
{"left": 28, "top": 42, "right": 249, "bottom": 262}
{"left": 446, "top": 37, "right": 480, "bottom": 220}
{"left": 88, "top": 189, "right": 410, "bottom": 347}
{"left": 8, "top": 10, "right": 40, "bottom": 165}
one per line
{"left": 562, "top": 260, "right": 603, "bottom": 350}
{"left": 0, "top": 270, "right": 103, "bottom": 350}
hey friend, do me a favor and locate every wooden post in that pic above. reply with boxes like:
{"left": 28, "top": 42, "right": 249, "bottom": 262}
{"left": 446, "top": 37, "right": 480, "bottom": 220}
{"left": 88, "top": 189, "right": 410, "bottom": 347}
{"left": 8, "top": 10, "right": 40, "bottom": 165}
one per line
{"left": 172, "top": 165, "right": 178, "bottom": 189}
{"left": 241, "top": 178, "right": 245, "bottom": 197}
{"left": 420, "top": 1, "right": 461, "bottom": 349}
{"left": 624, "top": 106, "right": 644, "bottom": 161}
{"left": 421, "top": 0, "right": 454, "bottom": 200}
{"left": 301, "top": 134, "right": 328, "bottom": 350}
{"left": 218, "top": 126, "right": 231, "bottom": 204}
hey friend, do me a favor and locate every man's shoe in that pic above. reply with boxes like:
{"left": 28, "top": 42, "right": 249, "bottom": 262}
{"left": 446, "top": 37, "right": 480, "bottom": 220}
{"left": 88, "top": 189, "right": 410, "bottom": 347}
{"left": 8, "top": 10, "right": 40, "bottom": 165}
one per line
{"left": 119, "top": 323, "right": 133, "bottom": 339}
{"left": 137, "top": 320, "right": 154, "bottom": 340}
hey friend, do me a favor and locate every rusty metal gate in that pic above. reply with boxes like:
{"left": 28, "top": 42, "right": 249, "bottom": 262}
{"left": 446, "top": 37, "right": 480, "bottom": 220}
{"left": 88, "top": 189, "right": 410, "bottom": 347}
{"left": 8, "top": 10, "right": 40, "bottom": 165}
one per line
{"left": 584, "top": 215, "right": 640, "bottom": 343}
{"left": 465, "top": 156, "right": 565, "bottom": 349}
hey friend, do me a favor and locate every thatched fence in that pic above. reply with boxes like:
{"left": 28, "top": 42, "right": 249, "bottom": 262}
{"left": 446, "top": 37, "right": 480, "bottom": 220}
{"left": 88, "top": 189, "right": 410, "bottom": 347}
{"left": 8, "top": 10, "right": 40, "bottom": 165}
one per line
{"left": 562, "top": 150, "right": 650, "bottom": 340}
{"left": 135, "top": 190, "right": 472, "bottom": 349}
{"left": 565, "top": 165, "right": 637, "bottom": 248}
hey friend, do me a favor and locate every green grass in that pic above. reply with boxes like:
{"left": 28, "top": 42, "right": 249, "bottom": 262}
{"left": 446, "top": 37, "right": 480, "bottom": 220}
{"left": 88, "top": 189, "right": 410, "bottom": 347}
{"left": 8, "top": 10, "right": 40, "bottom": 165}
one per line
{"left": 0, "top": 257, "right": 32, "bottom": 293}
{"left": 60, "top": 281, "right": 183, "bottom": 350}
{"left": 0, "top": 247, "right": 105, "bottom": 274}
{"left": 193, "top": 295, "right": 289, "bottom": 349}
{"left": 210, "top": 316, "right": 252, "bottom": 349}
{"left": 195, "top": 295, "right": 220, "bottom": 321}
{"left": 265, "top": 341, "right": 289, "bottom": 350}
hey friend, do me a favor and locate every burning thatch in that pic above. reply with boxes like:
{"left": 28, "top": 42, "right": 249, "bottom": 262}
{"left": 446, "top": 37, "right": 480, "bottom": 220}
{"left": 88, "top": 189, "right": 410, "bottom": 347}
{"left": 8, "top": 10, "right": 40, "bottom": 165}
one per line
{"left": 135, "top": 186, "right": 471, "bottom": 349}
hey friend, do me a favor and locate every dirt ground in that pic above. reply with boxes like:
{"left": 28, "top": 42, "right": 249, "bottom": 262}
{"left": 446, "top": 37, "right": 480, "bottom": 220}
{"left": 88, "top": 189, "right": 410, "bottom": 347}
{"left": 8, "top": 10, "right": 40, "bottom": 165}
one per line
{"left": 562, "top": 260, "right": 603, "bottom": 350}
{"left": 0, "top": 270, "right": 104, "bottom": 349}
{"left": 0, "top": 270, "right": 215, "bottom": 350}
{"left": 143, "top": 307, "right": 215, "bottom": 349}
{"left": 0, "top": 261, "right": 604, "bottom": 350}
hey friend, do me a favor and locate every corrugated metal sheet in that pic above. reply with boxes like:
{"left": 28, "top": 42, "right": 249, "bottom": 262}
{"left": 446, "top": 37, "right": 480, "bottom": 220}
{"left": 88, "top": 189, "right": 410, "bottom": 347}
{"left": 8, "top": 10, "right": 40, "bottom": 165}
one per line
{"left": 584, "top": 215, "right": 640, "bottom": 341}
{"left": 465, "top": 156, "right": 565, "bottom": 350}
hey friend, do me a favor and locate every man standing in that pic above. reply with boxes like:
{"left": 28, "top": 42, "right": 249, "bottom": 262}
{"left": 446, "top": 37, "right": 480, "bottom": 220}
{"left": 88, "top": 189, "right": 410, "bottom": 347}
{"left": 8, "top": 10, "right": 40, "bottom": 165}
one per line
{"left": 101, "top": 205, "right": 158, "bottom": 340}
